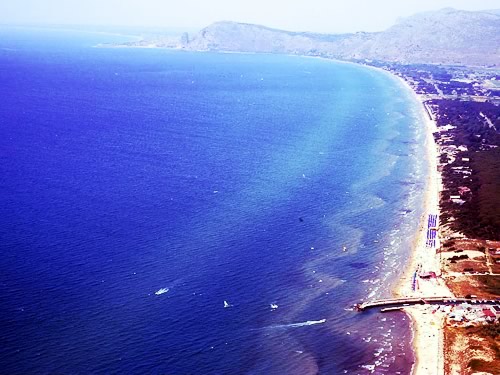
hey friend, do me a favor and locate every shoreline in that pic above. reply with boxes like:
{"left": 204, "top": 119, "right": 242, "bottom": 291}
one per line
{"left": 289, "top": 56, "right": 451, "bottom": 374}
{"left": 299, "top": 56, "right": 453, "bottom": 374}
{"left": 347, "top": 59, "right": 452, "bottom": 374}
{"left": 388, "top": 73, "right": 452, "bottom": 375}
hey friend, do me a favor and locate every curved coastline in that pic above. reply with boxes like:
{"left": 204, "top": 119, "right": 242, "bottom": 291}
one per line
{"left": 368, "top": 65, "right": 450, "bottom": 375}
{"left": 299, "top": 55, "right": 445, "bottom": 374}
{"left": 311, "top": 56, "right": 448, "bottom": 374}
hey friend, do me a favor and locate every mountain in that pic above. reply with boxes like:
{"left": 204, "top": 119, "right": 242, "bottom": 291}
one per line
{"left": 185, "top": 21, "right": 358, "bottom": 55}
{"left": 362, "top": 8, "right": 500, "bottom": 65}
{"left": 183, "top": 8, "right": 499, "bottom": 66}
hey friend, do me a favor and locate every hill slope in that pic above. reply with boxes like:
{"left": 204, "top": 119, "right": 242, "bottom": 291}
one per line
{"left": 185, "top": 8, "right": 499, "bottom": 66}
{"left": 363, "top": 8, "right": 500, "bottom": 65}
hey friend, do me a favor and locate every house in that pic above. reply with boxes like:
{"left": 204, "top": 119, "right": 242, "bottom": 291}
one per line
{"left": 492, "top": 306, "right": 500, "bottom": 316}
{"left": 483, "top": 308, "right": 496, "bottom": 320}
{"left": 450, "top": 195, "right": 465, "bottom": 204}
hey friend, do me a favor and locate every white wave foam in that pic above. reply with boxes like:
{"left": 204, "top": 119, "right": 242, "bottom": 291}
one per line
{"left": 265, "top": 319, "right": 326, "bottom": 329}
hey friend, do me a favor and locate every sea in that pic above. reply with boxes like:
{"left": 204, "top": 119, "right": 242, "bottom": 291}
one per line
{"left": 0, "top": 27, "right": 429, "bottom": 374}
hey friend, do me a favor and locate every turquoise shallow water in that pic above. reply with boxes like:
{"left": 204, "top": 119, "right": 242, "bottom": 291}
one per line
{"left": 0, "top": 28, "right": 427, "bottom": 374}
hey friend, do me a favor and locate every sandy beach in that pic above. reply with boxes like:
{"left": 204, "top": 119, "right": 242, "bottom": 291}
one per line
{"left": 390, "top": 76, "right": 454, "bottom": 375}
{"left": 329, "top": 61, "right": 455, "bottom": 374}
{"left": 325, "top": 61, "right": 455, "bottom": 374}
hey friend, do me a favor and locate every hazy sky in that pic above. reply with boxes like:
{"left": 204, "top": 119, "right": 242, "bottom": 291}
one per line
{"left": 1, "top": 0, "right": 498, "bottom": 33}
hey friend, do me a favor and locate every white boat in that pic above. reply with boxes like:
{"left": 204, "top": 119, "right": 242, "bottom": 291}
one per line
{"left": 270, "top": 303, "right": 278, "bottom": 310}
{"left": 224, "top": 300, "right": 231, "bottom": 308}
{"left": 155, "top": 287, "right": 169, "bottom": 295}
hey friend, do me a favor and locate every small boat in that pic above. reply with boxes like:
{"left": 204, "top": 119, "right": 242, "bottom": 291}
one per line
{"left": 270, "top": 303, "right": 278, "bottom": 310}
{"left": 224, "top": 300, "right": 231, "bottom": 308}
{"left": 155, "top": 287, "right": 169, "bottom": 295}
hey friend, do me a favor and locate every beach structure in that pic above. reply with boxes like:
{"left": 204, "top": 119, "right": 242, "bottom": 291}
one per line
{"left": 482, "top": 308, "right": 496, "bottom": 320}
{"left": 355, "top": 297, "right": 499, "bottom": 311}
{"left": 426, "top": 214, "right": 439, "bottom": 248}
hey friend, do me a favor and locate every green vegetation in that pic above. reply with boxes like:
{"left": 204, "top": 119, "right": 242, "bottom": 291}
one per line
{"left": 432, "top": 98, "right": 500, "bottom": 240}
{"left": 479, "top": 321, "right": 500, "bottom": 338}
{"left": 472, "top": 148, "right": 500, "bottom": 239}
{"left": 468, "top": 358, "right": 500, "bottom": 373}
{"left": 449, "top": 254, "right": 469, "bottom": 262}
{"left": 475, "top": 275, "right": 500, "bottom": 295}
{"left": 466, "top": 322, "right": 500, "bottom": 373}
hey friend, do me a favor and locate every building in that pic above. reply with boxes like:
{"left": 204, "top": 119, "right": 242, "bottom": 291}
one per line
{"left": 482, "top": 308, "right": 496, "bottom": 320}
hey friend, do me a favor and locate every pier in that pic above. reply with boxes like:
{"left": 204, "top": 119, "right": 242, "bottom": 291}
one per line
{"left": 356, "top": 296, "right": 499, "bottom": 311}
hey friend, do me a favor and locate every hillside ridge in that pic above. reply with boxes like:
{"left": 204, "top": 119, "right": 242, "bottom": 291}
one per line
{"left": 180, "top": 8, "right": 499, "bottom": 66}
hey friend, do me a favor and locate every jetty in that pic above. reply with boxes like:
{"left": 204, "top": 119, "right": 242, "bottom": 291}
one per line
{"left": 355, "top": 296, "right": 499, "bottom": 311}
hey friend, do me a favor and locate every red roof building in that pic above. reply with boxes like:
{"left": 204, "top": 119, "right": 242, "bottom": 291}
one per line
{"left": 483, "top": 309, "right": 496, "bottom": 318}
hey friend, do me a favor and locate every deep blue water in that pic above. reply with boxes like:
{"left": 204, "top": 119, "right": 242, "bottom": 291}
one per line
{"left": 0, "top": 27, "right": 428, "bottom": 374}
